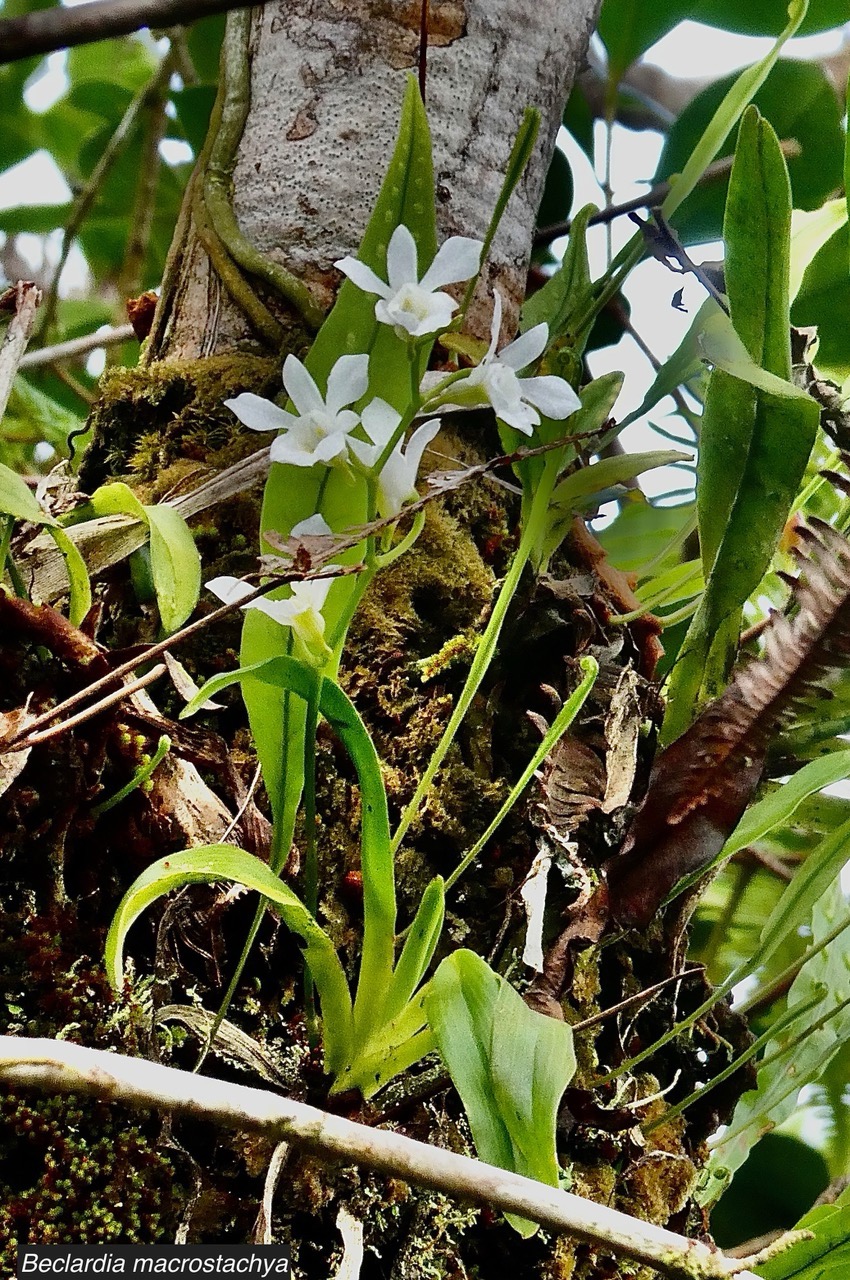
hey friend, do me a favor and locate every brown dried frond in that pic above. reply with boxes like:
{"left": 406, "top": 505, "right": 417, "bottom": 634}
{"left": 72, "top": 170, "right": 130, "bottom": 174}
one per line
{"left": 606, "top": 517, "right": 850, "bottom": 928}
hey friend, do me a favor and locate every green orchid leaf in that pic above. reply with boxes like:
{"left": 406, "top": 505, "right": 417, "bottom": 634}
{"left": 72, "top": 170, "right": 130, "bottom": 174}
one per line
{"left": 105, "top": 843, "right": 353, "bottom": 1076}
{"left": 664, "top": 108, "right": 818, "bottom": 742}
{"left": 551, "top": 450, "right": 690, "bottom": 509}
{"left": 793, "top": 219, "right": 850, "bottom": 386}
{"left": 88, "top": 482, "right": 200, "bottom": 634}
{"left": 0, "top": 462, "right": 46, "bottom": 522}
{"left": 383, "top": 877, "right": 445, "bottom": 1026}
{"left": 789, "top": 199, "right": 847, "bottom": 304}
{"left": 44, "top": 524, "right": 92, "bottom": 627}
{"left": 181, "top": 654, "right": 396, "bottom": 1042}
{"left": 521, "top": 203, "right": 594, "bottom": 337}
{"left": 661, "top": 0, "right": 809, "bottom": 223}
{"left": 698, "top": 305, "right": 817, "bottom": 402}
{"left": 426, "top": 949, "right": 576, "bottom": 1238}
{"left": 757, "top": 816, "right": 850, "bottom": 972}
{"left": 0, "top": 463, "right": 91, "bottom": 624}
{"left": 143, "top": 502, "right": 201, "bottom": 634}
{"left": 659, "top": 54, "right": 841, "bottom": 245}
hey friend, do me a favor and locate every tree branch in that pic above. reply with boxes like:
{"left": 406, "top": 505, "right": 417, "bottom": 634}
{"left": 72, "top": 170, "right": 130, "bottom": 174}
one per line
{"left": 0, "top": 0, "right": 252, "bottom": 66}
{"left": 0, "top": 1036, "right": 764, "bottom": 1280}
{"left": 19, "top": 323, "right": 136, "bottom": 370}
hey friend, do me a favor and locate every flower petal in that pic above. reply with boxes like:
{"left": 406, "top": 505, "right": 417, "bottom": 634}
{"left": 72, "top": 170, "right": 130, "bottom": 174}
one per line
{"left": 497, "top": 404, "right": 538, "bottom": 435}
{"left": 403, "top": 418, "right": 441, "bottom": 478}
{"left": 270, "top": 436, "right": 322, "bottom": 468}
{"left": 420, "top": 236, "right": 482, "bottom": 291}
{"left": 334, "top": 255, "right": 390, "bottom": 298}
{"left": 360, "top": 397, "right": 401, "bottom": 447}
{"left": 325, "top": 353, "right": 369, "bottom": 415}
{"left": 483, "top": 290, "right": 502, "bottom": 363}
{"left": 224, "top": 393, "right": 295, "bottom": 433}
{"left": 206, "top": 576, "right": 255, "bottom": 605}
{"left": 312, "top": 434, "right": 350, "bottom": 463}
{"left": 292, "top": 513, "right": 333, "bottom": 537}
{"left": 385, "top": 224, "right": 419, "bottom": 291}
{"left": 282, "top": 355, "right": 325, "bottom": 416}
{"left": 520, "top": 375, "right": 581, "bottom": 420}
{"left": 500, "top": 322, "right": 548, "bottom": 372}
{"left": 348, "top": 436, "right": 379, "bottom": 470}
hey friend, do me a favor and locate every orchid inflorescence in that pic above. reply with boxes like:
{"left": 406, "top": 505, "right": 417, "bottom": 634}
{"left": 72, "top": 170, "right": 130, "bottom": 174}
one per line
{"left": 207, "top": 226, "right": 581, "bottom": 657}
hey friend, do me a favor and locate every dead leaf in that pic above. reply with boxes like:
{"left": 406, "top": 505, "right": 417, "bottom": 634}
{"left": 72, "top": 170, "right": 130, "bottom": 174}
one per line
{"left": 0, "top": 706, "right": 35, "bottom": 795}
{"left": 606, "top": 517, "right": 850, "bottom": 928}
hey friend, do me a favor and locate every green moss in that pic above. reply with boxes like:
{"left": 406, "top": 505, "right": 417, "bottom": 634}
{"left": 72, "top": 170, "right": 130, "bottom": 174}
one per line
{"left": 79, "top": 353, "right": 281, "bottom": 493}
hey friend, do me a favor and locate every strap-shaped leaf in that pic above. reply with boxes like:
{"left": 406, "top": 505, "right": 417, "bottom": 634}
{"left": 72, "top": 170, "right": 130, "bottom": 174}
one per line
{"left": 105, "top": 843, "right": 353, "bottom": 1076}
{"left": 88, "top": 481, "right": 201, "bottom": 632}
{"left": 426, "top": 949, "right": 575, "bottom": 1238}
{"left": 182, "top": 654, "right": 396, "bottom": 1044}
{"left": 0, "top": 461, "right": 91, "bottom": 625}
{"left": 664, "top": 107, "right": 818, "bottom": 741}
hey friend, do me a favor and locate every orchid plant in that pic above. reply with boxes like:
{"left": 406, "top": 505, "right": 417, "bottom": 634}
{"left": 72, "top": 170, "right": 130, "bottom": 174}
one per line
{"left": 106, "top": 78, "right": 615, "bottom": 1228}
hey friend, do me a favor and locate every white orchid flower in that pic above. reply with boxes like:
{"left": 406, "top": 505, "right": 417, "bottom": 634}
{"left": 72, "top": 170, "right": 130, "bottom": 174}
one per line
{"left": 206, "top": 565, "right": 333, "bottom": 662}
{"left": 335, "top": 225, "right": 483, "bottom": 339}
{"left": 349, "top": 398, "right": 440, "bottom": 519}
{"left": 462, "top": 291, "right": 581, "bottom": 435}
{"left": 224, "top": 353, "right": 369, "bottom": 468}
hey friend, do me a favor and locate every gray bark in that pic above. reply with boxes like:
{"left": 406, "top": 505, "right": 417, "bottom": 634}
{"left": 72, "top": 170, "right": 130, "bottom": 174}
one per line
{"left": 159, "top": 0, "right": 601, "bottom": 359}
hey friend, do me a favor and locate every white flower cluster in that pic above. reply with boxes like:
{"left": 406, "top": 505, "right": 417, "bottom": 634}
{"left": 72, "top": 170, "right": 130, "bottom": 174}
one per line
{"left": 210, "top": 225, "right": 581, "bottom": 657}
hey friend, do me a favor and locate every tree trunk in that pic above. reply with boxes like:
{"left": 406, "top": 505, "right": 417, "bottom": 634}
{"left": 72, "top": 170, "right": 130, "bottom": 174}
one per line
{"left": 151, "top": 0, "right": 599, "bottom": 358}
{"left": 2, "top": 3, "right": 754, "bottom": 1277}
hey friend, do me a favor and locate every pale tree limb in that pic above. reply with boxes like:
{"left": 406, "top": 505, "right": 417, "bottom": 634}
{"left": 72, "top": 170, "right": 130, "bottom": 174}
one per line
{"left": 0, "top": 0, "right": 250, "bottom": 65}
{"left": 0, "top": 1036, "right": 768, "bottom": 1280}
{"left": 19, "top": 324, "right": 136, "bottom": 370}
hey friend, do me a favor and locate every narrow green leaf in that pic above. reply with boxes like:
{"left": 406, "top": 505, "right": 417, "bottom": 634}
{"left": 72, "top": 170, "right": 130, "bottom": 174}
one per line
{"left": 0, "top": 463, "right": 91, "bottom": 624}
{"left": 88, "top": 480, "right": 146, "bottom": 521}
{"left": 181, "top": 654, "right": 396, "bottom": 1045}
{"left": 664, "top": 108, "right": 818, "bottom": 742}
{"left": 88, "top": 482, "right": 200, "bottom": 634}
{"left": 44, "top": 524, "right": 92, "bottom": 627}
{"left": 790, "top": 199, "right": 847, "bottom": 304}
{"left": 143, "top": 502, "right": 201, "bottom": 633}
{"left": 383, "top": 877, "right": 445, "bottom": 1026}
{"left": 0, "top": 462, "right": 44, "bottom": 522}
{"left": 757, "top": 817, "right": 850, "bottom": 971}
{"left": 551, "top": 450, "right": 689, "bottom": 509}
{"left": 698, "top": 307, "right": 813, "bottom": 403}
{"left": 426, "top": 950, "right": 576, "bottom": 1238}
{"left": 105, "top": 844, "right": 353, "bottom": 1076}
{"left": 661, "top": 1, "right": 809, "bottom": 221}
{"left": 521, "top": 203, "right": 593, "bottom": 336}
